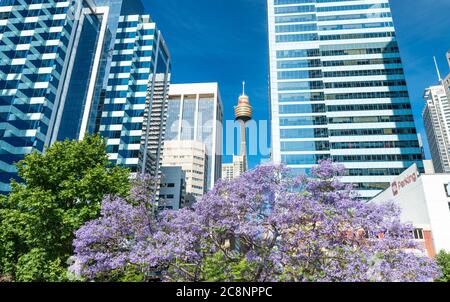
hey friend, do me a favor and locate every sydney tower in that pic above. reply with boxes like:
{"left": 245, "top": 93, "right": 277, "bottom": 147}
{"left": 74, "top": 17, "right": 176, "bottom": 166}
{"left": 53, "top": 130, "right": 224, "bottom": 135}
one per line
{"left": 234, "top": 82, "right": 253, "bottom": 172}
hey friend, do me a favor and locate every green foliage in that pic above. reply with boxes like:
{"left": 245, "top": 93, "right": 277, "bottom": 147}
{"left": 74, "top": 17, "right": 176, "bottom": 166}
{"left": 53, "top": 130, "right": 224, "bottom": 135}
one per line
{"left": 105, "top": 265, "right": 147, "bottom": 282}
{"left": 201, "top": 252, "right": 229, "bottom": 281}
{"left": 436, "top": 250, "right": 450, "bottom": 282}
{"left": 0, "top": 135, "right": 130, "bottom": 281}
{"left": 15, "top": 249, "right": 67, "bottom": 282}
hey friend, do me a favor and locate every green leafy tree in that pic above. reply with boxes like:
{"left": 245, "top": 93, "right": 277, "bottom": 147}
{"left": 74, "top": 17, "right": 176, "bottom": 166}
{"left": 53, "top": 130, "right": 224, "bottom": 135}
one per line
{"left": 436, "top": 251, "right": 450, "bottom": 282}
{"left": 0, "top": 135, "right": 130, "bottom": 281}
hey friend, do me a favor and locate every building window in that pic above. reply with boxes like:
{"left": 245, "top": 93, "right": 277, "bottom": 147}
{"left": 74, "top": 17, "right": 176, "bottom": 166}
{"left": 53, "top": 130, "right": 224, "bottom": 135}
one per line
{"left": 161, "top": 183, "right": 175, "bottom": 188}
{"left": 413, "top": 229, "right": 424, "bottom": 240}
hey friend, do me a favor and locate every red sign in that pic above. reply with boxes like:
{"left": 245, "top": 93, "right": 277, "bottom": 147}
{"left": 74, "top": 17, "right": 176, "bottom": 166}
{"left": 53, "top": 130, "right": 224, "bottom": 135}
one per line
{"left": 391, "top": 170, "right": 418, "bottom": 196}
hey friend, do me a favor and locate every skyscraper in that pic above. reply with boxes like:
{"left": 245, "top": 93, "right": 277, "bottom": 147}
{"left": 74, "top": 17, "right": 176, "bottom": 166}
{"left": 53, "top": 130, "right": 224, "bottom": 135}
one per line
{"left": 0, "top": 0, "right": 171, "bottom": 193}
{"left": 141, "top": 73, "right": 171, "bottom": 178}
{"left": 166, "top": 83, "right": 223, "bottom": 190}
{"left": 267, "top": 0, "right": 423, "bottom": 198}
{"left": 421, "top": 54, "right": 450, "bottom": 174}
{"left": 423, "top": 85, "right": 450, "bottom": 173}
{"left": 98, "top": 13, "right": 171, "bottom": 174}
{"left": 0, "top": 0, "right": 111, "bottom": 194}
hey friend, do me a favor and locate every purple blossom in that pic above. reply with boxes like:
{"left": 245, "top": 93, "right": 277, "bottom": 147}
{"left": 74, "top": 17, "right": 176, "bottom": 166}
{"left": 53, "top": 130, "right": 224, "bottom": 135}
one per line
{"left": 71, "top": 160, "right": 441, "bottom": 282}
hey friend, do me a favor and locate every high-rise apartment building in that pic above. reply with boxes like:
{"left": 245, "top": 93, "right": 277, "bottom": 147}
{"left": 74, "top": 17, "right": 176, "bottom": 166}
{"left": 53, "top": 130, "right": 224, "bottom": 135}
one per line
{"left": 422, "top": 53, "right": 450, "bottom": 174}
{"left": 161, "top": 140, "right": 207, "bottom": 199}
{"left": 267, "top": 0, "right": 423, "bottom": 198}
{"left": 423, "top": 86, "right": 450, "bottom": 173}
{"left": 141, "top": 73, "right": 171, "bottom": 177}
{"left": 166, "top": 83, "right": 223, "bottom": 190}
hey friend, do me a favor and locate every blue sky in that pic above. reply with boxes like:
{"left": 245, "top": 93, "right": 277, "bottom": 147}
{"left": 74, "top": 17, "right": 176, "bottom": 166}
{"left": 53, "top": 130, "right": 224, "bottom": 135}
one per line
{"left": 143, "top": 0, "right": 450, "bottom": 168}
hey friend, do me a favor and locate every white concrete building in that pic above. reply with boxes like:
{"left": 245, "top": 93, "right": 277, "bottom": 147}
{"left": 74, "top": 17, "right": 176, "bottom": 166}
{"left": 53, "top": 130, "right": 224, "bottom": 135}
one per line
{"left": 422, "top": 85, "right": 450, "bottom": 173}
{"left": 371, "top": 164, "right": 450, "bottom": 257}
{"left": 166, "top": 83, "right": 223, "bottom": 191}
{"left": 161, "top": 140, "right": 207, "bottom": 199}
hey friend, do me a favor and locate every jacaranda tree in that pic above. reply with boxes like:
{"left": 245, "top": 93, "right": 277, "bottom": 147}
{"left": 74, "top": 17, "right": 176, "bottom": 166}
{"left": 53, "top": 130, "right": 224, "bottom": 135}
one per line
{"left": 71, "top": 160, "right": 440, "bottom": 282}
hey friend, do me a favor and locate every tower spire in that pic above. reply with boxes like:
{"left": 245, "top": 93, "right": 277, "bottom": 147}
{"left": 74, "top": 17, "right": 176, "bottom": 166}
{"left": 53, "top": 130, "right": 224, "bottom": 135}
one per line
{"left": 434, "top": 56, "right": 443, "bottom": 82}
{"left": 242, "top": 81, "right": 246, "bottom": 96}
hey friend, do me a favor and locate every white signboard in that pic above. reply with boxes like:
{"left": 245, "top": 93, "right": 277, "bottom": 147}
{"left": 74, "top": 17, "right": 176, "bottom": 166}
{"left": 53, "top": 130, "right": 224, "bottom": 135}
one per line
{"left": 390, "top": 164, "right": 420, "bottom": 197}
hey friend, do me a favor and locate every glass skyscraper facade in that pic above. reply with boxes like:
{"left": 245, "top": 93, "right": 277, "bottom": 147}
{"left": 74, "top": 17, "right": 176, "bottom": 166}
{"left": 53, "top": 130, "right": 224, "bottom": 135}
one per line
{"left": 98, "top": 14, "right": 171, "bottom": 174}
{"left": 56, "top": 3, "right": 108, "bottom": 142}
{"left": 267, "top": 0, "right": 424, "bottom": 198}
{"left": 0, "top": 0, "right": 171, "bottom": 193}
{"left": 0, "top": 0, "right": 110, "bottom": 194}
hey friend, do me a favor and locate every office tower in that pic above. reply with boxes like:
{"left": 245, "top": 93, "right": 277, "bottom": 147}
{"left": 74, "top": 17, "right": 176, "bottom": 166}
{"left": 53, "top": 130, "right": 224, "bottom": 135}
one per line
{"left": 234, "top": 82, "right": 253, "bottom": 173}
{"left": 98, "top": 14, "right": 171, "bottom": 174}
{"left": 96, "top": 0, "right": 170, "bottom": 175}
{"left": 267, "top": 0, "right": 423, "bottom": 198}
{"left": 166, "top": 83, "right": 223, "bottom": 190}
{"left": 161, "top": 140, "right": 207, "bottom": 199}
{"left": 422, "top": 85, "right": 450, "bottom": 173}
{"left": 0, "top": 0, "right": 112, "bottom": 194}
{"left": 159, "top": 166, "right": 186, "bottom": 210}
{"left": 221, "top": 155, "right": 246, "bottom": 181}
{"left": 0, "top": 0, "right": 169, "bottom": 193}
{"left": 93, "top": 0, "right": 145, "bottom": 82}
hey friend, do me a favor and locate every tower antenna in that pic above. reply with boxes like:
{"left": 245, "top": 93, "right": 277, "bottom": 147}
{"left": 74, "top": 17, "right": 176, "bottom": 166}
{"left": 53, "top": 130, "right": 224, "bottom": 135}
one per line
{"left": 434, "top": 56, "right": 443, "bottom": 82}
{"left": 242, "top": 81, "right": 246, "bottom": 96}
